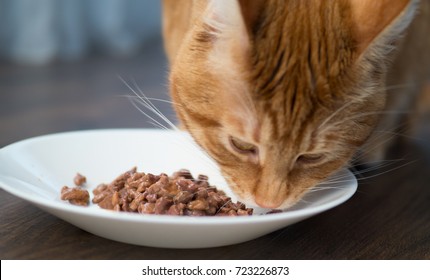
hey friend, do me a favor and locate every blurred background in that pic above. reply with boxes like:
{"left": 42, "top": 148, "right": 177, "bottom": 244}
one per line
{"left": 0, "top": 0, "right": 161, "bottom": 63}
{"left": 0, "top": 0, "right": 175, "bottom": 147}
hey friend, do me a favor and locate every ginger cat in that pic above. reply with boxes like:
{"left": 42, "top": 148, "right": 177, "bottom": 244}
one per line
{"left": 162, "top": 0, "right": 430, "bottom": 209}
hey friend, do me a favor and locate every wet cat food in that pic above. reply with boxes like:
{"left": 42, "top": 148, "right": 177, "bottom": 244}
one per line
{"left": 73, "top": 173, "right": 87, "bottom": 186}
{"left": 60, "top": 172, "right": 89, "bottom": 206}
{"left": 93, "top": 168, "right": 253, "bottom": 216}
{"left": 62, "top": 168, "right": 254, "bottom": 216}
{"left": 61, "top": 186, "right": 90, "bottom": 206}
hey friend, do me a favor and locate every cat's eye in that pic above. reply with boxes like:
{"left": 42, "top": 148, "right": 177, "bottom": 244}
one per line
{"left": 229, "top": 136, "right": 258, "bottom": 155}
{"left": 296, "top": 153, "right": 325, "bottom": 165}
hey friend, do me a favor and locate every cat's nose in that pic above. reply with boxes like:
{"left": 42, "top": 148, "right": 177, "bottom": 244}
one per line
{"left": 254, "top": 196, "right": 283, "bottom": 209}
{"left": 253, "top": 181, "right": 286, "bottom": 209}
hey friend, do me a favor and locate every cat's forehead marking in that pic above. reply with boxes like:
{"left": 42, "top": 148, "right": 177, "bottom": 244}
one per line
{"left": 245, "top": 0, "right": 358, "bottom": 155}
{"left": 249, "top": 1, "right": 356, "bottom": 109}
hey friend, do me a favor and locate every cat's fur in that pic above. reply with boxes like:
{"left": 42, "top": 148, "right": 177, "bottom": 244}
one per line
{"left": 162, "top": 0, "right": 430, "bottom": 208}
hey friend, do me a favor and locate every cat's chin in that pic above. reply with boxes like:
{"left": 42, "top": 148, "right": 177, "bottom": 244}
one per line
{"left": 275, "top": 198, "right": 301, "bottom": 210}
{"left": 234, "top": 193, "right": 299, "bottom": 211}
{"left": 257, "top": 198, "right": 299, "bottom": 211}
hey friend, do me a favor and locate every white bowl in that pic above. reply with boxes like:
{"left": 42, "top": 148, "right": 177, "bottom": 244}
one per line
{"left": 0, "top": 129, "right": 357, "bottom": 248}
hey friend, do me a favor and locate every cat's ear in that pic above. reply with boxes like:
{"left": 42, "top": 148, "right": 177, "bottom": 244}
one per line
{"left": 238, "top": 0, "right": 266, "bottom": 36}
{"left": 198, "top": 0, "right": 259, "bottom": 136}
{"left": 202, "top": 0, "right": 265, "bottom": 38}
{"left": 202, "top": 0, "right": 250, "bottom": 48}
{"left": 349, "top": 0, "right": 418, "bottom": 55}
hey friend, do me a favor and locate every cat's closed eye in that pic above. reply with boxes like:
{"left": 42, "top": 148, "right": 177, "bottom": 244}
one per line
{"left": 295, "top": 153, "right": 325, "bottom": 165}
{"left": 229, "top": 136, "right": 258, "bottom": 156}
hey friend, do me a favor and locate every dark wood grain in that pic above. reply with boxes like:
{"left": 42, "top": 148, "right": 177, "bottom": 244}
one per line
{"left": 1, "top": 39, "right": 429, "bottom": 260}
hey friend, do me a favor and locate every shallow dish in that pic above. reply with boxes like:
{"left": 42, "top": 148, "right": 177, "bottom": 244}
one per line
{"left": 0, "top": 129, "right": 357, "bottom": 248}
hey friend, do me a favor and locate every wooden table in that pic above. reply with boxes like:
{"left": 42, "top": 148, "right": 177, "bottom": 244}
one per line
{"left": 1, "top": 40, "right": 429, "bottom": 259}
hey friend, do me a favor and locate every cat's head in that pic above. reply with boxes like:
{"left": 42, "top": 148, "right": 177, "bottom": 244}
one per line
{"left": 169, "top": 0, "right": 417, "bottom": 208}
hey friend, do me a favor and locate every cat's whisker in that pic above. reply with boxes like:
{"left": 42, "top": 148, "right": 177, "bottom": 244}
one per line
{"left": 350, "top": 159, "right": 405, "bottom": 175}
{"left": 317, "top": 110, "right": 410, "bottom": 140}
{"left": 309, "top": 185, "right": 346, "bottom": 190}
{"left": 119, "top": 76, "right": 220, "bottom": 172}
{"left": 147, "top": 121, "right": 169, "bottom": 131}
{"left": 130, "top": 98, "right": 171, "bottom": 130}
{"left": 119, "top": 76, "right": 172, "bottom": 130}
{"left": 307, "top": 186, "right": 345, "bottom": 193}
{"left": 342, "top": 157, "right": 415, "bottom": 185}
{"left": 317, "top": 99, "right": 357, "bottom": 132}
{"left": 354, "top": 159, "right": 418, "bottom": 181}
{"left": 295, "top": 197, "right": 312, "bottom": 205}
{"left": 145, "top": 97, "right": 182, "bottom": 106}
{"left": 352, "top": 160, "right": 401, "bottom": 175}
{"left": 132, "top": 78, "right": 180, "bottom": 131}
{"left": 315, "top": 159, "right": 404, "bottom": 185}
{"left": 354, "top": 122, "right": 409, "bottom": 162}
{"left": 384, "top": 83, "right": 416, "bottom": 91}
{"left": 119, "top": 94, "right": 179, "bottom": 106}
{"left": 215, "top": 199, "right": 233, "bottom": 215}
{"left": 122, "top": 78, "right": 175, "bottom": 129}
{"left": 354, "top": 118, "right": 408, "bottom": 153}
{"left": 371, "top": 129, "right": 423, "bottom": 142}
{"left": 320, "top": 110, "right": 411, "bottom": 135}
{"left": 318, "top": 162, "right": 412, "bottom": 187}
{"left": 119, "top": 94, "right": 169, "bottom": 130}
{"left": 316, "top": 176, "right": 361, "bottom": 185}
